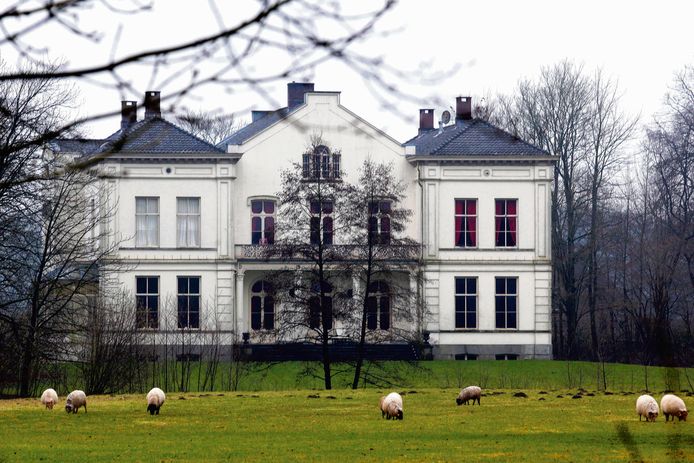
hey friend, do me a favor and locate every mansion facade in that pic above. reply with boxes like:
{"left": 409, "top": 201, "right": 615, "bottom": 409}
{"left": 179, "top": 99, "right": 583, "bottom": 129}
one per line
{"left": 54, "top": 83, "right": 555, "bottom": 360}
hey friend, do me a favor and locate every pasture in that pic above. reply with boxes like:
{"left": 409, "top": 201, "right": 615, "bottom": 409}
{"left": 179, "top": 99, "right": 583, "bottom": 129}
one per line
{"left": 1, "top": 387, "right": 692, "bottom": 462}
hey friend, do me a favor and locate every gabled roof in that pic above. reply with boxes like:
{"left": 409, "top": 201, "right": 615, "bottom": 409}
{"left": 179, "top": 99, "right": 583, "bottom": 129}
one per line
{"left": 217, "top": 106, "right": 301, "bottom": 147}
{"left": 94, "top": 117, "right": 224, "bottom": 156}
{"left": 404, "top": 118, "right": 550, "bottom": 157}
{"left": 51, "top": 138, "right": 104, "bottom": 156}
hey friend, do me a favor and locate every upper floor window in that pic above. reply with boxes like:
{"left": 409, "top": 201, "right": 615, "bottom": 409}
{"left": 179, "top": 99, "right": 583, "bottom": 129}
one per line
{"left": 455, "top": 277, "right": 477, "bottom": 329}
{"left": 455, "top": 199, "right": 477, "bottom": 248}
{"left": 177, "top": 197, "right": 201, "bottom": 248}
{"left": 309, "top": 281, "right": 333, "bottom": 330}
{"left": 310, "top": 199, "right": 333, "bottom": 245}
{"left": 367, "top": 281, "right": 390, "bottom": 330}
{"left": 251, "top": 280, "right": 274, "bottom": 330}
{"left": 135, "top": 276, "right": 159, "bottom": 329}
{"left": 495, "top": 277, "right": 517, "bottom": 329}
{"left": 368, "top": 200, "right": 391, "bottom": 244}
{"left": 302, "top": 145, "right": 340, "bottom": 180}
{"left": 495, "top": 199, "right": 517, "bottom": 247}
{"left": 251, "top": 200, "right": 275, "bottom": 245}
{"left": 135, "top": 197, "right": 159, "bottom": 247}
{"left": 177, "top": 276, "right": 200, "bottom": 329}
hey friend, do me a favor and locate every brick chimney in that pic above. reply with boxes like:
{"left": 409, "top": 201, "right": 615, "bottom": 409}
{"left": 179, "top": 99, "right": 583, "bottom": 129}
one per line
{"left": 287, "top": 82, "right": 314, "bottom": 107}
{"left": 120, "top": 101, "right": 137, "bottom": 130}
{"left": 419, "top": 108, "right": 434, "bottom": 135}
{"left": 144, "top": 91, "right": 161, "bottom": 118}
{"left": 456, "top": 96, "right": 472, "bottom": 120}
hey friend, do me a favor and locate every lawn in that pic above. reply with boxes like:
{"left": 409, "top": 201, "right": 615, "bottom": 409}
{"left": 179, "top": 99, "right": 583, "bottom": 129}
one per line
{"left": 1, "top": 387, "right": 692, "bottom": 462}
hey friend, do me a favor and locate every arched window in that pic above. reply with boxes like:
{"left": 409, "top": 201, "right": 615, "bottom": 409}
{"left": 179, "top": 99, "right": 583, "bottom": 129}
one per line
{"left": 366, "top": 281, "right": 390, "bottom": 330}
{"left": 302, "top": 145, "right": 341, "bottom": 179}
{"left": 251, "top": 280, "right": 274, "bottom": 330}
{"left": 309, "top": 281, "right": 333, "bottom": 330}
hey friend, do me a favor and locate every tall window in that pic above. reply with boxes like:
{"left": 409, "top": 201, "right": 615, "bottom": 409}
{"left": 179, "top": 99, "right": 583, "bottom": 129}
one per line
{"left": 310, "top": 199, "right": 333, "bottom": 245}
{"left": 309, "top": 281, "right": 333, "bottom": 330}
{"left": 177, "top": 197, "right": 200, "bottom": 247}
{"left": 495, "top": 199, "right": 517, "bottom": 247}
{"left": 135, "top": 276, "right": 159, "bottom": 329}
{"left": 177, "top": 276, "right": 200, "bottom": 329}
{"left": 135, "top": 197, "right": 159, "bottom": 247}
{"left": 367, "top": 281, "right": 390, "bottom": 330}
{"left": 251, "top": 280, "right": 274, "bottom": 330}
{"left": 302, "top": 145, "right": 341, "bottom": 180}
{"left": 495, "top": 277, "right": 517, "bottom": 329}
{"left": 455, "top": 277, "right": 477, "bottom": 329}
{"left": 368, "top": 200, "right": 391, "bottom": 244}
{"left": 455, "top": 199, "right": 477, "bottom": 247}
{"left": 251, "top": 200, "right": 275, "bottom": 245}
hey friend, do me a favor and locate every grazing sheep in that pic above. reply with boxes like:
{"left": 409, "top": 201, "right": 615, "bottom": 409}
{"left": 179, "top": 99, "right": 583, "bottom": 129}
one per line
{"left": 380, "top": 392, "right": 403, "bottom": 420}
{"left": 40, "top": 388, "right": 58, "bottom": 410}
{"left": 635, "top": 394, "right": 659, "bottom": 422}
{"left": 65, "top": 390, "right": 87, "bottom": 414}
{"left": 661, "top": 394, "right": 688, "bottom": 422}
{"left": 456, "top": 386, "right": 482, "bottom": 406}
{"left": 146, "top": 387, "right": 166, "bottom": 415}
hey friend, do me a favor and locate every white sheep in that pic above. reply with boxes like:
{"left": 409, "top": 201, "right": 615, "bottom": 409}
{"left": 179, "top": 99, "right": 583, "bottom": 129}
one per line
{"left": 40, "top": 388, "right": 58, "bottom": 410}
{"left": 661, "top": 394, "right": 688, "bottom": 422}
{"left": 635, "top": 394, "right": 659, "bottom": 422}
{"left": 379, "top": 392, "right": 403, "bottom": 420}
{"left": 65, "top": 390, "right": 87, "bottom": 414}
{"left": 146, "top": 387, "right": 166, "bottom": 415}
{"left": 456, "top": 386, "right": 482, "bottom": 406}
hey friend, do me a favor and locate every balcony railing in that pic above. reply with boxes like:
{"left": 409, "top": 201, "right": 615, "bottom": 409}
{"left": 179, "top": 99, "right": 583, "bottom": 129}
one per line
{"left": 237, "top": 243, "right": 421, "bottom": 261}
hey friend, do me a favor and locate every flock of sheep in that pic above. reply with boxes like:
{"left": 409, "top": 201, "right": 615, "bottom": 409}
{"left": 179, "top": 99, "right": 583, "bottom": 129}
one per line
{"left": 38, "top": 384, "right": 688, "bottom": 424}
{"left": 39, "top": 387, "right": 165, "bottom": 415}
{"left": 636, "top": 393, "right": 689, "bottom": 422}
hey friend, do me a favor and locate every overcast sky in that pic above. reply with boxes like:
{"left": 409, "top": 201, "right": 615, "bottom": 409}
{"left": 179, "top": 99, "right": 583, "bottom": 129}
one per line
{"left": 7, "top": 0, "right": 693, "bottom": 143}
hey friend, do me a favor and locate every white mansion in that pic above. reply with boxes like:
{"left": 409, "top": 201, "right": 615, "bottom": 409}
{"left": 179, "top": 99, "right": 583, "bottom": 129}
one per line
{"left": 54, "top": 83, "right": 555, "bottom": 360}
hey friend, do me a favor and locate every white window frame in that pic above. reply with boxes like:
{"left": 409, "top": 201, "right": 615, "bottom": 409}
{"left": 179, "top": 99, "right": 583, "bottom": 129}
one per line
{"left": 135, "top": 196, "right": 159, "bottom": 247}
{"left": 176, "top": 197, "right": 201, "bottom": 248}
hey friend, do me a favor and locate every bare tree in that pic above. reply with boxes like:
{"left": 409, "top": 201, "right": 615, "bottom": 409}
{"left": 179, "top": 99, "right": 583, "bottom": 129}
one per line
{"left": 174, "top": 111, "right": 244, "bottom": 147}
{"left": 347, "top": 158, "right": 422, "bottom": 389}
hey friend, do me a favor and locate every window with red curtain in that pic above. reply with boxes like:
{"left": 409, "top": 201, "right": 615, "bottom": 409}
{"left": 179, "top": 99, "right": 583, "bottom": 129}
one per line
{"left": 495, "top": 199, "right": 517, "bottom": 247}
{"left": 251, "top": 200, "right": 275, "bottom": 245}
{"left": 454, "top": 199, "right": 477, "bottom": 247}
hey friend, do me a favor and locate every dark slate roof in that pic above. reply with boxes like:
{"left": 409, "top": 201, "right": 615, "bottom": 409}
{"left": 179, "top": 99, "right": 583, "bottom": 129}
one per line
{"left": 404, "top": 118, "right": 550, "bottom": 157}
{"left": 218, "top": 106, "right": 301, "bottom": 147}
{"left": 94, "top": 117, "right": 224, "bottom": 156}
{"left": 51, "top": 138, "right": 104, "bottom": 156}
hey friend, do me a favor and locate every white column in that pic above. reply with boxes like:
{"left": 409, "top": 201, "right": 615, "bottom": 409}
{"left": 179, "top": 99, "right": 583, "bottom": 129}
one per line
{"left": 235, "top": 270, "right": 246, "bottom": 339}
{"left": 410, "top": 271, "right": 420, "bottom": 334}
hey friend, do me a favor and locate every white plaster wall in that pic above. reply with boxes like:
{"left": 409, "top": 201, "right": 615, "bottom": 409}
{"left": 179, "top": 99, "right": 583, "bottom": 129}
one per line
{"left": 231, "top": 93, "right": 419, "bottom": 246}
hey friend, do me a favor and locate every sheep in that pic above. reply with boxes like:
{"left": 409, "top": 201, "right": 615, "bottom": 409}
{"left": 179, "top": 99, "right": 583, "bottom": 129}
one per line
{"left": 379, "top": 392, "right": 403, "bottom": 420}
{"left": 456, "top": 386, "right": 482, "bottom": 406}
{"left": 65, "top": 390, "right": 87, "bottom": 414}
{"left": 146, "top": 387, "right": 166, "bottom": 415}
{"left": 661, "top": 394, "right": 688, "bottom": 422}
{"left": 635, "top": 394, "right": 659, "bottom": 422}
{"left": 40, "top": 388, "right": 58, "bottom": 410}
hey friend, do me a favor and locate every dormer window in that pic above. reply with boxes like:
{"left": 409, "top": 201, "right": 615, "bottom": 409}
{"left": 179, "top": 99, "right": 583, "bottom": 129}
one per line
{"left": 302, "top": 145, "right": 341, "bottom": 180}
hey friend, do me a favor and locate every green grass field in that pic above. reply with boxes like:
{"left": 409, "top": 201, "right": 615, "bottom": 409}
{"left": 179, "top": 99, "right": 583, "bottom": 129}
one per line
{"left": 1, "top": 387, "right": 693, "bottom": 462}
{"left": 2, "top": 361, "right": 694, "bottom": 462}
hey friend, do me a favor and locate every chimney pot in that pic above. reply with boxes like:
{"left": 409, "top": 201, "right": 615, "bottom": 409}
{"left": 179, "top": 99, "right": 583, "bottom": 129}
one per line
{"left": 287, "top": 82, "right": 314, "bottom": 107}
{"left": 418, "top": 108, "right": 434, "bottom": 135}
{"left": 144, "top": 91, "right": 161, "bottom": 118}
{"left": 456, "top": 96, "right": 472, "bottom": 120}
{"left": 120, "top": 101, "right": 137, "bottom": 130}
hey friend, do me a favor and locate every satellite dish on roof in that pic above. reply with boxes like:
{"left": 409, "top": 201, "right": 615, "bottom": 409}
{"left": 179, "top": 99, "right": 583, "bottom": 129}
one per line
{"left": 440, "top": 110, "right": 451, "bottom": 125}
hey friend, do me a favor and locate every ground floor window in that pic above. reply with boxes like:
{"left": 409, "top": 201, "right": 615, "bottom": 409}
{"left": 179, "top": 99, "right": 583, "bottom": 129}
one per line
{"left": 177, "top": 276, "right": 200, "bottom": 329}
{"left": 495, "top": 277, "right": 517, "bottom": 329}
{"left": 455, "top": 277, "right": 477, "bottom": 329}
{"left": 366, "top": 281, "right": 390, "bottom": 330}
{"left": 136, "top": 276, "right": 159, "bottom": 329}
{"left": 495, "top": 354, "right": 518, "bottom": 360}
{"left": 309, "top": 282, "right": 333, "bottom": 330}
{"left": 251, "top": 280, "right": 274, "bottom": 330}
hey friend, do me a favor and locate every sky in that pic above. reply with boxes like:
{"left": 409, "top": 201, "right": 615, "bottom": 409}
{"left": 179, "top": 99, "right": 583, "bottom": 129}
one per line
{"left": 4, "top": 0, "right": 693, "bottom": 143}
